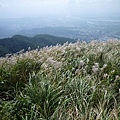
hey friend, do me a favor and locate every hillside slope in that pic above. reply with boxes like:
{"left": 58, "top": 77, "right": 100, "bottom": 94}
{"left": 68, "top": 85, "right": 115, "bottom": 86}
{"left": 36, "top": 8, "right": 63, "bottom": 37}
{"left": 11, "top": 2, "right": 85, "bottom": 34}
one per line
{"left": 0, "top": 34, "right": 75, "bottom": 57}
{"left": 0, "top": 39, "right": 120, "bottom": 119}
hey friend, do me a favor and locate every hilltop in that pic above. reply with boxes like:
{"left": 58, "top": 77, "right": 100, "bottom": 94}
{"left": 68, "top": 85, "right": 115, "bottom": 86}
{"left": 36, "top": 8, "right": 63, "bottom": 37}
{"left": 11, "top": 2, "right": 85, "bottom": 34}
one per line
{"left": 0, "top": 34, "right": 75, "bottom": 57}
{"left": 0, "top": 39, "right": 120, "bottom": 119}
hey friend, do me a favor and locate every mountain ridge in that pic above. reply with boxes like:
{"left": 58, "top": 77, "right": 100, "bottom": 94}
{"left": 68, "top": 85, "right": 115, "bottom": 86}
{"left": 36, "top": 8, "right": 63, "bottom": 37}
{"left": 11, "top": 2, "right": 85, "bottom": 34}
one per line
{"left": 0, "top": 34, "right": 76, "bottom": 57}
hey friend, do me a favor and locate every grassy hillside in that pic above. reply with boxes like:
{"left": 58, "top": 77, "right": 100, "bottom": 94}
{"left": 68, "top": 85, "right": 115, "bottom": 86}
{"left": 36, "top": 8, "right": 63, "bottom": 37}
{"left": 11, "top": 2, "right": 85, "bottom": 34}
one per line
{"left": 0, "top": 39, "right": 120, "bottom": 119}
{"left": 0, "top": 34, "right": 75, "bottom": 57}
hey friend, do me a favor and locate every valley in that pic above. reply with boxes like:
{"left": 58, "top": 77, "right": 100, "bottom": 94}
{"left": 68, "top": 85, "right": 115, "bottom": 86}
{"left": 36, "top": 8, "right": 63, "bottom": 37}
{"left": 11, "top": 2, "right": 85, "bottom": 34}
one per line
{"left": 0, "top": 16, "right": 120, "bottom": 41}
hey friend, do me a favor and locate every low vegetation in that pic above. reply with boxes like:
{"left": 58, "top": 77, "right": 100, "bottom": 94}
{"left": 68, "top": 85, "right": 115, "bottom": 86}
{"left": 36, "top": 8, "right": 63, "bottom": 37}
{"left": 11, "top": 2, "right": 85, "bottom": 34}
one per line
{"left": 0, "top": 39, "right": 120, "bottom": 119}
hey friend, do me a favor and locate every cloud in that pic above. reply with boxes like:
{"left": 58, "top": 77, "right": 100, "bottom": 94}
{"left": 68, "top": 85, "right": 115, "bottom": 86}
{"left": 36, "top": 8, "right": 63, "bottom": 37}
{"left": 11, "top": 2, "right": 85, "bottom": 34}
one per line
{"left": 69, "top": 0, "right": 120, "bottom": 4}
{"left": 0, "top": 0, "right": 119, "bottom": 8}
{"left": 0, "top": 0, "right": 119, "bottom": 18}
{"left": 0, "top": 2, "right": 9, "bottom": 7}
{"left": 0, "top": 3, "right": 4, "bottom": 7}
{"left": 18, "top": 0, "right": 69, "bottom": 5}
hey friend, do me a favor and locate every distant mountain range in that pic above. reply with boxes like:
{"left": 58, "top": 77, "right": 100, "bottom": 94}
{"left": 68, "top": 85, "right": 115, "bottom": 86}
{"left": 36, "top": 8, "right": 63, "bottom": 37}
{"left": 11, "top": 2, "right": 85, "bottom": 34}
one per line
{"left": 0, "top": 34, "right": 76, "bottom": 57}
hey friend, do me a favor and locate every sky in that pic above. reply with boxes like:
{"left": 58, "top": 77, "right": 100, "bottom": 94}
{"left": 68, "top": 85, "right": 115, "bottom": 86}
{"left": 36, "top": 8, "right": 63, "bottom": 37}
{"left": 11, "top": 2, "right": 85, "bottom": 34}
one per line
{"left": 0, "top": 0, "right": 120, "bottom": 18}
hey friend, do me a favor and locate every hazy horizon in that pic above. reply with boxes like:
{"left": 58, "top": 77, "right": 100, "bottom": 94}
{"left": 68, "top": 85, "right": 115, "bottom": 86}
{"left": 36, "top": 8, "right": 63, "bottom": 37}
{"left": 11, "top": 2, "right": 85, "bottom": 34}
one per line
{"left": 0, "top": 0, "right": 120, "bottom": 19}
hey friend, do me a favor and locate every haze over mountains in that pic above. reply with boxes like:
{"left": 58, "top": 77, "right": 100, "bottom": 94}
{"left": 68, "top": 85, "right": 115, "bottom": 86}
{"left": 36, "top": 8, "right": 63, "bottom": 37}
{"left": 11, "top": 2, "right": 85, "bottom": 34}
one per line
{"left": 0, "top": 0, "right": 120, "bottom": 40}
{"left": 0, "top": 16, "right": 120, "bottom": 40}
{"left": 0, "top": 0, "right": 120, "bottom": 56}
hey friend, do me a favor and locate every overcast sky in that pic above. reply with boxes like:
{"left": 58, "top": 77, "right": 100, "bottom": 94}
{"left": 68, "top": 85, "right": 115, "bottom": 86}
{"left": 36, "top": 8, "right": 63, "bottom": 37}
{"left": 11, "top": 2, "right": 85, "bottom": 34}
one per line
{"left": 0, "top": 0, "right": 120, "bottom": 18}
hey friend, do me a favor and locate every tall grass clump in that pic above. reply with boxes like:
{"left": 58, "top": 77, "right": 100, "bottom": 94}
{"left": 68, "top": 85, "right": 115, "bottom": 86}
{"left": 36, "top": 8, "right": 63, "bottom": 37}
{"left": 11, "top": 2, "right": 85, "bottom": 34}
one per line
{"left": 0, "top": 39, "right": 120, "bottom": 119}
